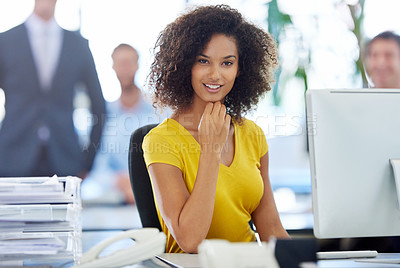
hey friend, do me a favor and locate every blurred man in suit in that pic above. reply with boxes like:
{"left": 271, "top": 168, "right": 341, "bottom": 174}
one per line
{"left": 0, "top": 0, "right": 106, "bottom": 177}
{"left": 365, "top": 31, "right": 400, "bottom": 88}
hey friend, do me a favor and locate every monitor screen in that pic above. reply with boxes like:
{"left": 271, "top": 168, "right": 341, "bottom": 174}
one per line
{"left": 306, "top": 88, "right": 400, "bottom": 239}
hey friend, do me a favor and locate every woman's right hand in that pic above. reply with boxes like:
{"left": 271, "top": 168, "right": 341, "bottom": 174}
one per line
{"left": 198, "top": 102, "right": 231, "bottom": 156}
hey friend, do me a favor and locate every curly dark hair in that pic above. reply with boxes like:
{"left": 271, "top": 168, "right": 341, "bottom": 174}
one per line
{"left": 148, "top": 4, "right": 278, "bottom": 121}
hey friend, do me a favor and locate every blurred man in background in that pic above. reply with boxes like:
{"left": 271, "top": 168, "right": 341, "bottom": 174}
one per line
{"left": 84, "top": 44, "right": 161, "bottom": 204}
{"left": 0, "top": 0, "right": 106, "bottom": 177}
{"left": 365, "top": 31, "right": 400, "bottom": 88}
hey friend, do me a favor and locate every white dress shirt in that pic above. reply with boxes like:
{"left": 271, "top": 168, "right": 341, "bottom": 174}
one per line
{"left": 25, "top": 14, "right": 63, "bottom": 141}
{"left": 25, "top": 13, "right": 63, "bottom": 91}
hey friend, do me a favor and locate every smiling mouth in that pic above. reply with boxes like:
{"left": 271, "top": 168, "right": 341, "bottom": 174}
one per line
{"left": 204, "top": 83, "right": 222, "bottom": 90}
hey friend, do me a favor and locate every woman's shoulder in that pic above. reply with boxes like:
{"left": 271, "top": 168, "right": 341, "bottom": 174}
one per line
{"left": 236, "top": 118, "right": 268, "bottom": 155}
{"left": 147, "top": 118, "right": 179, "bottom": 133}
{"left": 144, "top": 118, "right": 183, "bottom": 143}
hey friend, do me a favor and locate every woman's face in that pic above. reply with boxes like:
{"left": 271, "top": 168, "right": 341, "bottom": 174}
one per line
{"left": 191, "top": 34, "right": 239, "bottom": 105}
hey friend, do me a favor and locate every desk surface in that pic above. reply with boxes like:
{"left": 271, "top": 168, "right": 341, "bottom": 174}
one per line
{"left": 150, "top": 253, "right": 400, "bottom": 268}
{"left": 7, "top": 230, "right": 400, "bottom": 267}
{"left": 1, "top": 196, "right": 315, "bottom": 267}
{"left": 81, "top": 231, "right": 400, "bottom": 268}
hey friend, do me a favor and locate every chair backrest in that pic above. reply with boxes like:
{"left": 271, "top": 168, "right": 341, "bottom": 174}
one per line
{"left": 128, "top": 124, "right": 161, "bottom": 231}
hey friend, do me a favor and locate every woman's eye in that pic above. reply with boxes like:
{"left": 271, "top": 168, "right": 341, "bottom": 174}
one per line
{"left": 198, "top": 59, "right": 208, "bottom": 64}
{"left": 223, "top": 61, "right": 233, "bottom": 66}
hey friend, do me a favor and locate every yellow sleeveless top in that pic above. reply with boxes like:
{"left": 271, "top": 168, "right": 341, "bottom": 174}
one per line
{"left": 143, "top": 118, "right": 267, "bottom": 253}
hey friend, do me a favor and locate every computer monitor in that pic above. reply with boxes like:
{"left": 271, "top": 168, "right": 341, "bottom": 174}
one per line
{"left": 306, "top": 88, "right": 400, "bottom": 239}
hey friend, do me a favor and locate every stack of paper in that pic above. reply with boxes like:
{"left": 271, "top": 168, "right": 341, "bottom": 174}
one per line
{"left": 0, "top": 176, "right": 82, "bottom": 264}
{"left": 0, "top": 175, "right": 81, "bottom": 204}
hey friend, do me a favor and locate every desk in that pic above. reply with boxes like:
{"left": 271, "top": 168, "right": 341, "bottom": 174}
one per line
{"left": 4, "top": 200, "right": 351, "bottom": 267}
{"left": 9, "top": 229, "right": 400, "bottom": 267}
{"left": 151, "top": 253, "right": 400, "bottom": 268}
{"left": 80, "top": 231, "right": 400, "bottom": 268}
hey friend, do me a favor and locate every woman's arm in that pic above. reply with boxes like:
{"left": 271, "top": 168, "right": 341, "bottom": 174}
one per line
{"left": 252, "top": 152, "right": 290, "bottom": 241}
{"left": 148, "top": 102, "right": 231, "bottom": 253}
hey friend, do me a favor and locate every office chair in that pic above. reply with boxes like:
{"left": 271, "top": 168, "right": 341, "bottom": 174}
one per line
{"left": 128, "top": 124, "right": 161, "bottom": 231}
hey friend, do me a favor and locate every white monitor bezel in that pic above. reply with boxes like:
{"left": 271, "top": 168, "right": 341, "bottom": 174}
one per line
{"left": 306, "top": 88, "right": 400, "bottom": 239}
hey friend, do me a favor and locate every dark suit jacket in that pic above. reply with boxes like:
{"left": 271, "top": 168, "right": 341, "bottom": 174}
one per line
{"left": 0, "top": 23, "right": 106, "bottom": 177}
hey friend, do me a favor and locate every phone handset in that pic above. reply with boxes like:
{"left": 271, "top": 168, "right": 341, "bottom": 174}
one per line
{"left": 73, "top": 228, "right": 166, "bottom": 268}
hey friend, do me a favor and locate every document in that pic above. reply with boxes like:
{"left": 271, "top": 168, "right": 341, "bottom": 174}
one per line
{"left": 0, "top": 233, "right": 65, "bottom": 255}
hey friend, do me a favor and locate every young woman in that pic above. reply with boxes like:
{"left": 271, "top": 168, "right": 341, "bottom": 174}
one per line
{"left": 143, "top": 4, "right": 289, "bottom": 253}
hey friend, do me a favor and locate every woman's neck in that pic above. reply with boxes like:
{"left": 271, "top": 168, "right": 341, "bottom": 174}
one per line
{"left": 171, "top": 99, "right": 208, "bottom": 132}
{"left": 171, "top": 110, "right": 202, "bottom": 132}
